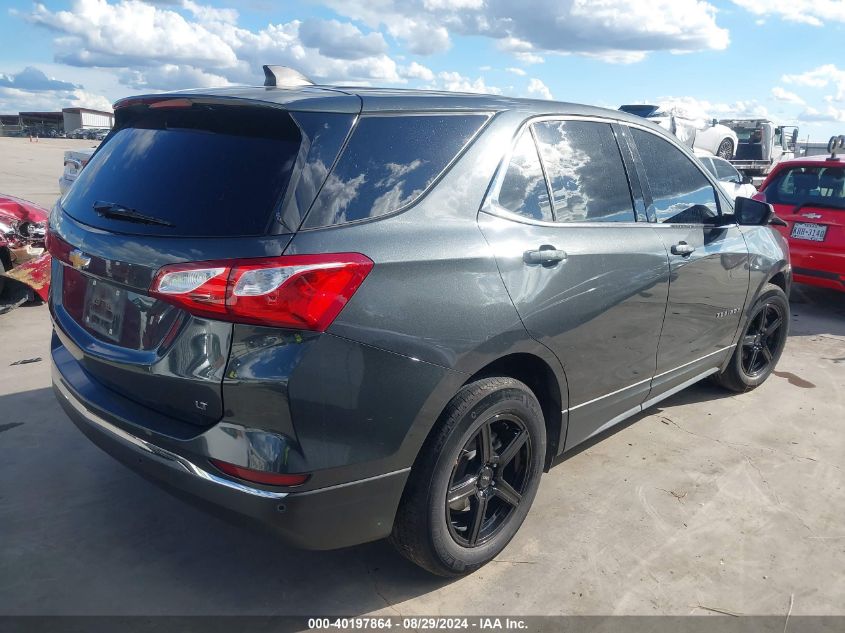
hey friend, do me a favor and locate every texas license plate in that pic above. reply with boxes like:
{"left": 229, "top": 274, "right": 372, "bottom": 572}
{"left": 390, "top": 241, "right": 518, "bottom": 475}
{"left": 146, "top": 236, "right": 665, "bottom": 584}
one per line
{"left": 791, "top": 222, "right": 827, "bottom": 242}
{"left": 83, "top": 280, "right": 125, "bottom": 342}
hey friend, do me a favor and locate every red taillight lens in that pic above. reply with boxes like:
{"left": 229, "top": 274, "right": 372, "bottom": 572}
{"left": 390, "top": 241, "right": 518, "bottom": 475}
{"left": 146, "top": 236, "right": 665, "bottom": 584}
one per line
{"left": 150, "top": 253, "right": 373, "bottom": 331}
{"left": 209, "top": 459, "right": 309, "bottom": 487}
{"left": 45, "top": 228, "right": 73, "bottom": 262}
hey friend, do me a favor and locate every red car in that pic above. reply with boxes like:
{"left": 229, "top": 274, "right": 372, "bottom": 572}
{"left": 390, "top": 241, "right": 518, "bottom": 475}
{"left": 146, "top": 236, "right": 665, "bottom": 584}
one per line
{"left": 754, "top": 154, "right": 845, "bottom": 291}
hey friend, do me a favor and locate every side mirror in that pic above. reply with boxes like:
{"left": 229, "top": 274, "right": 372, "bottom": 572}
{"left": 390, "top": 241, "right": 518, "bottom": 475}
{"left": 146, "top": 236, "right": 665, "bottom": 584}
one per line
{"left": 734, "top": 196, "right": 774, "bottom": 226}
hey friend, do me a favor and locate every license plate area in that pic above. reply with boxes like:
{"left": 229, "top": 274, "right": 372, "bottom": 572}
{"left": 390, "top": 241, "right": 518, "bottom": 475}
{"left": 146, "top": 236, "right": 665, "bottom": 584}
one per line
{"left": 82, "top": 279, "right": 126, "bottom": 342}
{"left": 791, "top": 222, "right": 827, "bottom": 242}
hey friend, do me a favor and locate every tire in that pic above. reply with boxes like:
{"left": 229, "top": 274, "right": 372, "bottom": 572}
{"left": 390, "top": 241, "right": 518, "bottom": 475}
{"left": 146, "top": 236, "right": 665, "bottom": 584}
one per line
{"left": 713, "top": 283, "right": 789, "bottom": 393}
{"left": 717, "top": 138, "right": 734, "bottom": 159}
{"left": 390, "top": 377, "right": 546, "bottom": 576}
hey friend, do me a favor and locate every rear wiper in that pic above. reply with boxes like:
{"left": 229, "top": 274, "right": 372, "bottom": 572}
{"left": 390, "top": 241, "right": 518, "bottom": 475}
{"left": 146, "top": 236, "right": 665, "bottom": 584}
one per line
{"left": 93, "top": 201, "right": 175, "bottom": 227}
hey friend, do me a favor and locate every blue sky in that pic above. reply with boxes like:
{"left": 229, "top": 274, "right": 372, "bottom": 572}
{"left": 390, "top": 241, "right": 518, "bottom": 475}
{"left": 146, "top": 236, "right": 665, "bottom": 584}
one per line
{"left": 1, "top": 0, "right": 845, "bottom": 140}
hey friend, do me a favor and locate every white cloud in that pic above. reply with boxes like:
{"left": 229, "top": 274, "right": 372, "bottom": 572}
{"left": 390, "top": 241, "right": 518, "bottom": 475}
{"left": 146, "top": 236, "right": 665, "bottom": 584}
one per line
{"left": 771, "top": 86, "right": 805, "bottom": 105}
{"left": 654, "top": 96, "right": 770, "bottom": 121}
{"left": 506, "top": 67, "right": 527, "bottom": 76}
{"left": 526, "top": 78, "right": 553, "bottom": 100}
{"left": 0, "top": 66, "right": 79, "bottom": 91}
{"left": 298, "top": 19, "right": 388, "bottom": 60}
{"left": 783, "top": 64, "right": 845, "bottom": 101}
{"left": 120, "top": 64, "right": 231, "bottom": 90}
{"left": 323, "top": 0, "right": 729, "bottom": 63}
{"left": 23, "top": 0, "right": 404, "bottom": 91}
{"left": 401, "top": 62, "right": 435, "bottom": 82}
{"left": 799, "top": 105, "right": 845, "bottom": 123}
{"left": 432, "top": 71, "right": 501, "bottom": 95}
{"left": 730, "top": 0, "right": 845, "bottom": 26}
{"left": 0, "top": 84, "right": 113, "bottom": 114}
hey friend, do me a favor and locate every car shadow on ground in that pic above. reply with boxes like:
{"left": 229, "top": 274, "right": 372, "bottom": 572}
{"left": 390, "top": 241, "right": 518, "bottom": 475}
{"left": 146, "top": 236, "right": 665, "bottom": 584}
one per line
{"left": 0, "top": 387, "right": 453, "bottom": 616}
{"left": 788, "top": 284, "right": 845, "bottom": 337}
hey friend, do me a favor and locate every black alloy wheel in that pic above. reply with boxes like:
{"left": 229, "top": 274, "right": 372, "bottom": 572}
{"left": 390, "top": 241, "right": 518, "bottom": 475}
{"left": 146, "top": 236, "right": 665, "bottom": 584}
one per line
{"left": 741, "top": 301, "right": 786, "bottom": 377}
{"left": 446, "top": 414, "right": 531, "bottom": 547}
{"left": 713, "top": 283, "right": 790, "bottom": 392}
{"left": 390, "top": 376, "right": 546, "bottom": 576}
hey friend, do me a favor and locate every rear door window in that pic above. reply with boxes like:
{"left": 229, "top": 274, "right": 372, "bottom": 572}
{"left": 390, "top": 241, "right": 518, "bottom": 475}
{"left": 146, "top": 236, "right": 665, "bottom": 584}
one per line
{"left": 631, "top": 127, "right": 719, "bottom": 223}
{"left": 495, "top": 129, "right": 553, "bottom": 221}
{"left": 61, "top": 104, "right": 302, "bottom": 237}
{"left": 532, "top": 120, "right": 636, "bottom": 223}
{"left": 303, "top": 114, "right": 488, "bottom": 228}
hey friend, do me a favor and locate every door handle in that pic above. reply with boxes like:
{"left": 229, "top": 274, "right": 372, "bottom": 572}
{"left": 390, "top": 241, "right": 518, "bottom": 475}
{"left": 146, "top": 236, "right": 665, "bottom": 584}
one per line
{"left": 671, "top": 242, "right": 695, "bottom": 256}
{"left": 524, "top": 247, "right": 567, "bottom": 266}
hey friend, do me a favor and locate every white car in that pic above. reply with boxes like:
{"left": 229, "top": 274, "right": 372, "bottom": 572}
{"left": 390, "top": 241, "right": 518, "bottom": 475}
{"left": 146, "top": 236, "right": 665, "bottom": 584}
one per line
{"left": 619, "top": 104, "right": 739, "bottom": 159}
{"left": 59, "top": 147, "right": 97, "bottom": 196}
{"left": 699, "top": 155, "right": 757, "bottom": 201}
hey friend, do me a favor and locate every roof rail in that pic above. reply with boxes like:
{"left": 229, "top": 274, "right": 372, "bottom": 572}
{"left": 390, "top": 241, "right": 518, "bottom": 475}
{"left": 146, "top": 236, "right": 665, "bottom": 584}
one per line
{"left": 262, "top": 65, "right": 314, "bottom": 88}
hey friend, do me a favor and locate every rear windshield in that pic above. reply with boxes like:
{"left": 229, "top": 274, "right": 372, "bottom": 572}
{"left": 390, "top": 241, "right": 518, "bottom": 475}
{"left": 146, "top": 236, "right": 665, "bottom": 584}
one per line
{"left": 766, "top": 165, "right": 845, "bottom": 210}
{"left": 303, "top": 113, "right": 488, "bottom": 228}
{"left": 61, "top": 105, "right": 301, "bottom": 237}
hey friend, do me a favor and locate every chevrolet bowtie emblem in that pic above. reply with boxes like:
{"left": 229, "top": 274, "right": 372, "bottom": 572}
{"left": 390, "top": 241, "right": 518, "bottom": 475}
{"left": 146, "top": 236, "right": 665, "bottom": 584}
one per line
{"left": 801, "top": 212, "right": 822, "bottom": 219}
{"left": 69, "top": 249, "right": 92, "bottom": 270}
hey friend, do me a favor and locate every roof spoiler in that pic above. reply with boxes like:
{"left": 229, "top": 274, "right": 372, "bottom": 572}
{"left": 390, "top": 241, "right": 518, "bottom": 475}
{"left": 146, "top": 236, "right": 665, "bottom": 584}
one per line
{"left": 263, "top": 65, "right": 314, "bottom": 88}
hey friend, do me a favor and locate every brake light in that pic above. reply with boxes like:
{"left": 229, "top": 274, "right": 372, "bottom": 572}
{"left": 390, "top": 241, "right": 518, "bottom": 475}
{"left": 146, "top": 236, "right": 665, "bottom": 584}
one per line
{"left": 150, "top": 253, "right": 373, "bottom": 331}
{"left": 209, "top": 459, "right": 309, "bottom": 486}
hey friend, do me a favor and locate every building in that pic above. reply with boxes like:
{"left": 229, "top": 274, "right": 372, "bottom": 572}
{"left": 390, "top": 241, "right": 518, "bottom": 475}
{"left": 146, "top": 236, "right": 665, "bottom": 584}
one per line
{"left": 0, "top": 107, "right": 114, "bottom": 136}
{"left": 62, "top": 107, "right": 114, "bottom": 132}
{"left": 0, "top": 111, "right": 64, "bottom": 136}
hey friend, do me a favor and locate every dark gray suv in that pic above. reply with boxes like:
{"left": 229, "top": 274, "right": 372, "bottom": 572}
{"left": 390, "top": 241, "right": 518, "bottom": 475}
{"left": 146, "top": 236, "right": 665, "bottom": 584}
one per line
{"left": 48, "top": 74, "right": 790, "bottom": 576}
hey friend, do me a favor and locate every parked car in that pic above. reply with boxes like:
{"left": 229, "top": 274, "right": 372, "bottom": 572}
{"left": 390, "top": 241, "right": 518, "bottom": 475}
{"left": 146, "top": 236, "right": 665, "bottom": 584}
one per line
{"left": 619, "top": 104, "right": 739, "bottom": 158}
{"left": 0, "top": 194, "right": 50, "bottom": 312}
{"left": 700, "top": 155, "right": 757, "bottom": 200}
{"left": 67, "top": 128, "right": 86, "bottom": 139}
{"left": 48, "top": 74, "right": 791, "bottom": 576}
{"left": 59, "top": 147, "right": 97, "bottom": 195}
{"left": 753, "top": 145, "right": 844, "bottom": 291}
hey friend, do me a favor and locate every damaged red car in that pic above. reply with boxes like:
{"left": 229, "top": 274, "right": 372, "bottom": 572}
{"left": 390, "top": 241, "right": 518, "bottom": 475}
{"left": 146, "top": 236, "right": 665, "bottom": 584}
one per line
{"left": 0, "top": 194, "right": 51, "bottom": 313}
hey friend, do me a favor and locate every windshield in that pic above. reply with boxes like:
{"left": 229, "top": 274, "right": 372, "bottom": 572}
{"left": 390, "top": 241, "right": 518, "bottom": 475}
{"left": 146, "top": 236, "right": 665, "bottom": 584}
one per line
{"left": 766, "top": 165, "right": 845, "bottom": 209}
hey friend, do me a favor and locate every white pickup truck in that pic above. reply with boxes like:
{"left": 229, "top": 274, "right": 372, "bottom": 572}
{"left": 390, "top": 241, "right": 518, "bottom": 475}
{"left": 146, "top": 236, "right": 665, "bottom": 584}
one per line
{"left": 59, "top": 146, "right": 97, "bottom": 196}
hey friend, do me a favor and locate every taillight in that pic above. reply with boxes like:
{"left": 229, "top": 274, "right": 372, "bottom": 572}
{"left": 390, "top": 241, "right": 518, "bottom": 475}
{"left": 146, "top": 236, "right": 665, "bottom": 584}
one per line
{"left": 150, "top": 253, "right": 373, "bottom": 331}
{"left": 209, "top": 459, "right": 309, "bottom": 487}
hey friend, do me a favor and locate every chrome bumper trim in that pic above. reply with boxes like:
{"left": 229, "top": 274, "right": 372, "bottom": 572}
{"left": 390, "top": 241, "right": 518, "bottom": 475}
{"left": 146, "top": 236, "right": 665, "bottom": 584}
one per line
{"left": 54, "top": 377, "right": 289, "bottom": 501}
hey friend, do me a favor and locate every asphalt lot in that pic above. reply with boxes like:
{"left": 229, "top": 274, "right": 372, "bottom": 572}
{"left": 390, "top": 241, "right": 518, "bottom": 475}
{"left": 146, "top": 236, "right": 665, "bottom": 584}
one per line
{"left": 1, "top": 137, "right": 844, "bottom": 616}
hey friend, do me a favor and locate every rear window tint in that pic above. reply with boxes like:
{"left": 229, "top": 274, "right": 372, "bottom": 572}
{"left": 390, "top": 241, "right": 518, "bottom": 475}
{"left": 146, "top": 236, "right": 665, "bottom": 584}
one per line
{"left": 61, "top": 105, "right": 301, "bottom": 237}
{"left": 767, "top": 166, "right": 845, "bottom": 209}
{"left": 303, "top": 114, "right": 488, "bottom": 228}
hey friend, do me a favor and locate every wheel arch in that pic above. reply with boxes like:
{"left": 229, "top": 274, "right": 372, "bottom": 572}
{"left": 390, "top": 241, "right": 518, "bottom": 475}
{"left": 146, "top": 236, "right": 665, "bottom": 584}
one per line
{"left": 461, "top": 352, "right": 567, "bottom": 470}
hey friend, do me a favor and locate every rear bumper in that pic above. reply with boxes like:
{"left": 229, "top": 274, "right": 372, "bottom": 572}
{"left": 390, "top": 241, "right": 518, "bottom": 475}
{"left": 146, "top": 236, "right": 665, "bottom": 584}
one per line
{"left": 53, "top": 365, "right": 410, "bottom": 550}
